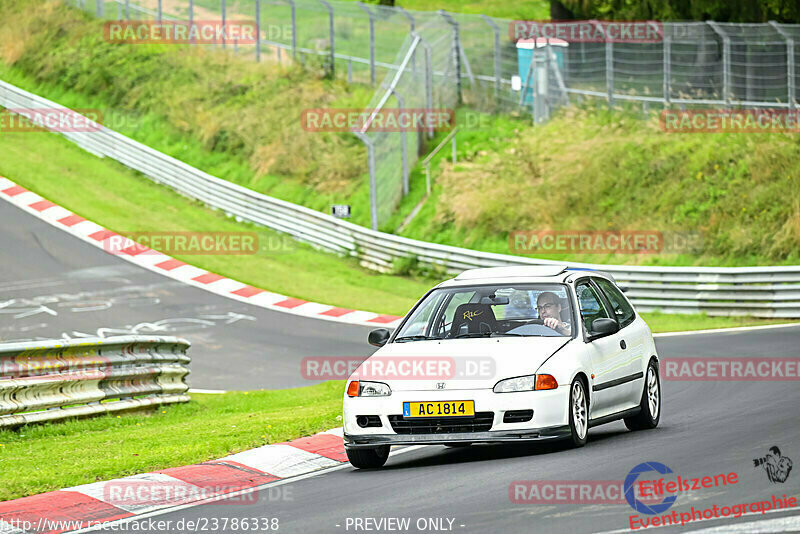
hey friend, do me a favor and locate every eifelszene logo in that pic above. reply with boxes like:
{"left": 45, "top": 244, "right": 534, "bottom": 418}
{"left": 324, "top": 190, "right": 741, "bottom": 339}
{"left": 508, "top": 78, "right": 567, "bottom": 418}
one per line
{"left": 753, "top": 446, "right": 793, "bottom": 484}
{"left": 624, "top": 462, "right": 677, "bottom": 515}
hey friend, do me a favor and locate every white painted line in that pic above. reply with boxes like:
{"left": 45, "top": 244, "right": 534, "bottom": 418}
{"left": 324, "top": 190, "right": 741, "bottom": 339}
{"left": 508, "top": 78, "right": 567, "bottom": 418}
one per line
{"left": 66, "top": 472, "right": 206, "bottom": 514}
{"left": 653, "top": 322, "right": 800, "bottom": 338}
{"left": 220, "top": 444, "right": 341, "bottom": 478}
{"left": 685, "top": 513, "right": 800, "bottom": 533}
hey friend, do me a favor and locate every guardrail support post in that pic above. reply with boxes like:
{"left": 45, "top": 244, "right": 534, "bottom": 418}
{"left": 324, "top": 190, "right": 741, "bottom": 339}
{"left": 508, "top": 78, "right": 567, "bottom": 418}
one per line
{"left": 481, "top": 15, "right": 502, "bottom": 110}
{"left": 770, "top": 21, "right": 796, "bottom": 109}
{"left": 318, "top": 0, "right": 335, "bottom": 78}
{"left": 357, "top": 2, "right": 376, "bottom": 86}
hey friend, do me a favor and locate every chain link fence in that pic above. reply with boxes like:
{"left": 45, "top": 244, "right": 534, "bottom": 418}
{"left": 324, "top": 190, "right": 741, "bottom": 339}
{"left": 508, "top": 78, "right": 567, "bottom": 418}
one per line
{"left": 70, "top": 0, "right": 799, "bottom": 229}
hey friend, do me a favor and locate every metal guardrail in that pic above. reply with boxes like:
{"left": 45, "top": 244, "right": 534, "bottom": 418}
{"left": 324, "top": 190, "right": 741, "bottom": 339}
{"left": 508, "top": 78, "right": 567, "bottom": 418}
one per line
{"left": 0, "top": 336, "right": 190, "bottom": 427}
{"left": 1, "top": 80, "right": 799, "bottom": 318}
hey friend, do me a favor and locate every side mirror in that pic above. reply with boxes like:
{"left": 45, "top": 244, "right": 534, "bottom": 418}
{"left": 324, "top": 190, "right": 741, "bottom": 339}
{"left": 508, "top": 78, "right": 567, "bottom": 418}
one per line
{"left": 368, "top": 328, "right": 391, "bottom": 347}
{"left": 590, "top": 318, "right": 619, "bottom": 338}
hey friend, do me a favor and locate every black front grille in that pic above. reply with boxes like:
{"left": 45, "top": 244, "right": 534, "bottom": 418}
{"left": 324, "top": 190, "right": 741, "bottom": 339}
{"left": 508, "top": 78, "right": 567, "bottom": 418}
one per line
{"left": 388, "top": 412, "right": 494, "bottom": 434}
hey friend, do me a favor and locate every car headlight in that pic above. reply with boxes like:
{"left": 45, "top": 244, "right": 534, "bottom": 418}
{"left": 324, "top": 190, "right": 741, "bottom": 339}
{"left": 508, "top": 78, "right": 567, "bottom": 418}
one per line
{"left": 346, "top": 380, "right": 392, "bottom": 397}
{"left": 493, "top": 374, "right": 558, "bottom": 393}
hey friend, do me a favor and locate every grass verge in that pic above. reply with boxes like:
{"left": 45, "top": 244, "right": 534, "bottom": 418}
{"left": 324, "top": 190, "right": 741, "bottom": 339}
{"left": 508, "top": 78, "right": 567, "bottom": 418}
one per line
{"left": 0, "top": 382, "right": 343, "bottom": 502}
{"left": 0, "top": 122, "right": 796, "bottom": 332}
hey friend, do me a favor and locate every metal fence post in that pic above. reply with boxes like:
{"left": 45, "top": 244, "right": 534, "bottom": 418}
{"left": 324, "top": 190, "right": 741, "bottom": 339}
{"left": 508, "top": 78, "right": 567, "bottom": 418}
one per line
{"left": 357, "top": 3, "right": 376, "bottom": 86}
{"left": 770, "top": 21, "right": 796, "bottom": 109}
{"left": 390, "top": 88, "right": 409, "bottom": 195}
{"left": 439, "top": 11, "right": 462, "bottom": 104}
{"left": 255, "top": 0, "right": 261, "bottom": 62}
{"left": 157, "top": 0, "right": 162, "bottom": 22}
{"left": 354, "top": 132, "right": 377, "bottom": 230}
{"left": 707, "top": 22, "right": 730, "bottom": 108}
{"left": 663, "top": 35, "right": 672, "bottom": 106}
{"left": 481, "top": 15, "right": 501, "bottom": 110}
{"left": 124, "top": 0, "right": 129, "bottom": 20}
{"left": 398, "top": 7, "right": 416, "bottom": 73}
{"left": 221, "top": 0, "right": 226, "bottom": 48}
{"left": 414, "top": 33, "right": 434, "bottom": 139}
{"left": 319, "top": 0, "right": 335, "bottom": 78}
{"left": 188, "top": 0, "right": 195, "bottom": 45}
{"left": 282, "top": 0, "right": 296, "bottom": 59}
{"left": 95, "top": 0, "right": 104, "bottom": 17}
{"left": 451, "top": 133, "right": 456, "bottom": 163}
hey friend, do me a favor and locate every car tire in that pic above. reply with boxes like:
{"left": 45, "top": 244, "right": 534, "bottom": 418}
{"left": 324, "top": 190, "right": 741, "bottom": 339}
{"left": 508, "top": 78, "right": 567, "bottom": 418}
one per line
{"left": 624, "top": 360, "right": 661, "bottom": 431}
{"left": 567, "top": 377, "right": 588, "bottom": 447}
{"left": 346, "top": 445, "right": 390, "bottom": 469}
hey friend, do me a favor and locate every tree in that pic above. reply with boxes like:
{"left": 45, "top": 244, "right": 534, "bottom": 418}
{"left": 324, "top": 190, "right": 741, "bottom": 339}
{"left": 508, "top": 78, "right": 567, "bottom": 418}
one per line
{"left": 552, "top": 0, "right": 798, "bottom": 22}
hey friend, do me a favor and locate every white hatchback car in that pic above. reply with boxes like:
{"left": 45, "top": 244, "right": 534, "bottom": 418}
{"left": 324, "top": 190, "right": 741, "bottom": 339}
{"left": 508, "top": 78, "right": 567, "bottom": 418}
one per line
{"left": 343, "top": 265, "right": 661, "bottom": 469}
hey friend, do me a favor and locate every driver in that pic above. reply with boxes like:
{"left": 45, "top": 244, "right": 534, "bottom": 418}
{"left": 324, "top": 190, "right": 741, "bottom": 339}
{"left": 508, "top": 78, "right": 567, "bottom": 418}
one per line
{"left": 537, "top": 292, "right": 571, "bottom": 335}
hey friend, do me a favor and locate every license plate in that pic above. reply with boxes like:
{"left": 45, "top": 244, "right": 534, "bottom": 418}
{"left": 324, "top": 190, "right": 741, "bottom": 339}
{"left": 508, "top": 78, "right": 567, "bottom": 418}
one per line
{"left": 403, "top": 401, "right": 475, "bottom": 418}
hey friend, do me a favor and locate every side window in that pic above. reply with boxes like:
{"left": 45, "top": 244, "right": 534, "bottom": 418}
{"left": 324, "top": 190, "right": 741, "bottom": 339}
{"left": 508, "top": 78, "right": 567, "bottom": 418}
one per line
{"left": 400, "top": 293, "right": 443, "bottom": 337}
{"left": 595, "top": 278, "right": 635, "bottom": 328}
{"left": 575, "top": 282, "right": 611, "bottom": 333}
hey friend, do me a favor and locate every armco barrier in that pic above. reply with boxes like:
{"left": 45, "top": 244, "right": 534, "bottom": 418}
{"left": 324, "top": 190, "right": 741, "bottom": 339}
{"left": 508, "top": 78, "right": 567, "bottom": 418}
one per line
{"left": 1, "top": 80, "right": 799, "bottom": 318}
{"left": 0, "top": 336, "right": 190, "bottom": 427}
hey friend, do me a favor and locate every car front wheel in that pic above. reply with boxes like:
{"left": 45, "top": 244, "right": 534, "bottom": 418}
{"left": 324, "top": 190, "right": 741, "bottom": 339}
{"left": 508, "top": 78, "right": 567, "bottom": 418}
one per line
{"left": 346, "top": 445, "right": 390, "bottom": 469}
{"left": 567, "top": 378, "right": 588, "bottom": 447}
{"left": 625, "top": 360, "right": 661, "bottom": 431}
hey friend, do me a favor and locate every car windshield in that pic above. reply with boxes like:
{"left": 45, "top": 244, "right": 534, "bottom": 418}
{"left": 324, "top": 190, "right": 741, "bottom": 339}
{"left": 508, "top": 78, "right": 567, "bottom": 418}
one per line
{"left": 394, "top": 283, "right": 573, "bottom": 341}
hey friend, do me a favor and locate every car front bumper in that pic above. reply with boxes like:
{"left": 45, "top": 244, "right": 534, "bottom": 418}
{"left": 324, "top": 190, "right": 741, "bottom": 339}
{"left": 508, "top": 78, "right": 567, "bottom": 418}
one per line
{"left": 344, "top": 425, "right": 572, "bottom": 448}
{"left": 343, "top": 385, "right": 571, "bottom": 449}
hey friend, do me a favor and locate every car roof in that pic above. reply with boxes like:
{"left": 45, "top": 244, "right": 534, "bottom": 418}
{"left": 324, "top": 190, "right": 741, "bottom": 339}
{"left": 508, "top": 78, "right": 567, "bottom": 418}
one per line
{"left": 437, "top": 265, "right": 616, "bottom": 289}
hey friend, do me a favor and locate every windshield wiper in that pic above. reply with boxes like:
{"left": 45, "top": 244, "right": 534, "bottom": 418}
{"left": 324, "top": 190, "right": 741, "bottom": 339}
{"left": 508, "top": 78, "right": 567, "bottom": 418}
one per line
{"left": 489, "top": 332, "right": 527, "bottom": 337}
{"left": 453, "top": 332, "right": 494, "bottom": 338}
{"left": 394, "top": 335, "right": 437, "bottom": 342}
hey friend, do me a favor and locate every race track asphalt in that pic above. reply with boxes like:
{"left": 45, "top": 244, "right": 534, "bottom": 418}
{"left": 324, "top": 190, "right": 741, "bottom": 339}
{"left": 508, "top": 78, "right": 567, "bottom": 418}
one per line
{"left": 4, "top": 196, "right": 800, "bottom": 533}
{"left": 148, "top": 327, "right": 800, "bottom": 534}
{"left": 0, "top": 200, "right": 377, "bottom": 390}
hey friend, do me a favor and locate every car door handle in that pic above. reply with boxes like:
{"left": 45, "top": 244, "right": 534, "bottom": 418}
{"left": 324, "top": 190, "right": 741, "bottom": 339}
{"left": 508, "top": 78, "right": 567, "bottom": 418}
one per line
{"left": 620, "top": 339, "right": 626, "bottom": 350}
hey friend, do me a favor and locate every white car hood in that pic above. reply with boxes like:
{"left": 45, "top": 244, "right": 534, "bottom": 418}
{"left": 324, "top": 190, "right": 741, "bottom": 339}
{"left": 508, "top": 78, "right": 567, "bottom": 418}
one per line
{"left": 355, "top": 336, "right": 571, "bottom": 391}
